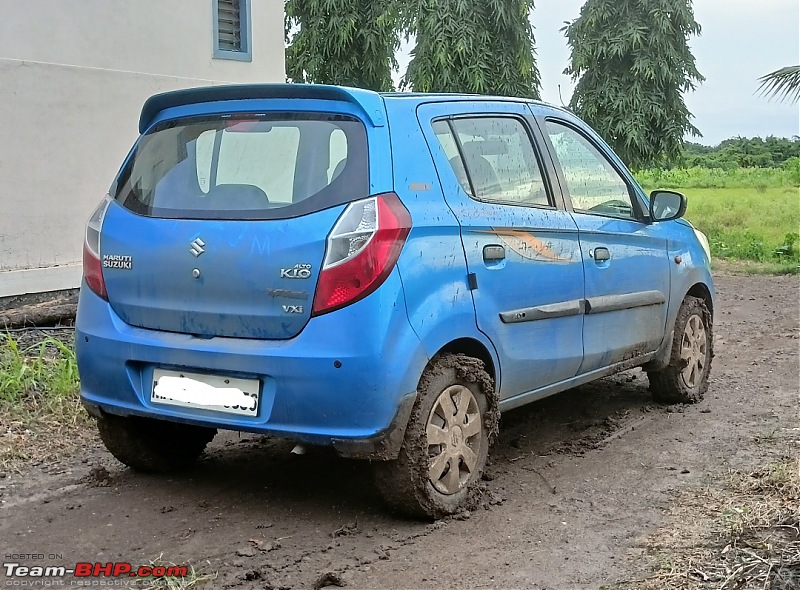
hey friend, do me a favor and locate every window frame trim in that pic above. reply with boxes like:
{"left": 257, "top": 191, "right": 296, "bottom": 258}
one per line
{"left": 213, "top": 0, "right": 253, "bottom": 62}
{"left": 432, "top": 113, "right": 559, "bottom": 212}
{"left": 542, "top": 117, "right": 648, "bottom": 222}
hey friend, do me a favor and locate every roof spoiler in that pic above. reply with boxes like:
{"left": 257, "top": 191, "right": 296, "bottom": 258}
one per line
{"left": 138, "top": 84, "right": 386, "bottom": 133}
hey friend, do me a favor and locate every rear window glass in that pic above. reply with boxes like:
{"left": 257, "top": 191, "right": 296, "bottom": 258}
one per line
{"left": 113, "top": 113, "right": 368, "bottom": 219}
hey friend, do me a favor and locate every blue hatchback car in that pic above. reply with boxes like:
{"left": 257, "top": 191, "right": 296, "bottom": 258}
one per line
{"left": 77, "top": 84, "right": 715, "bottom": 518}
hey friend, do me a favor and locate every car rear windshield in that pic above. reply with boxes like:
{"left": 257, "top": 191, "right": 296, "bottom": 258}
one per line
{"left": 112, "top": 113, "right": 369, "bottom": 220}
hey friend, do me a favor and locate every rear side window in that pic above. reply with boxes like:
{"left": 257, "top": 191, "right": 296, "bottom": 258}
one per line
{"left": 433, "top": 117, "right": 550, "bottom": 208}
{"left": 113, "top": 113, "right": 369, "bottom": 220}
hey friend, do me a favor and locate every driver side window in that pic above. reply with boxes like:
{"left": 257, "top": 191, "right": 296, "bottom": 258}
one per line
{"left": 546, "top": 121, "right": 635, "bottom": 220}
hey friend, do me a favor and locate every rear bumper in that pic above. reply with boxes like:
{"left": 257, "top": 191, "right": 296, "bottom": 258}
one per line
{"left": 75, "top": 271, "right": 427, "bottom": 460}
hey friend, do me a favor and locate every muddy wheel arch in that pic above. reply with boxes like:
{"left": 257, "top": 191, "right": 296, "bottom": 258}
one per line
{"left": 373, "top": 353, "right": 499, "bottom": 519}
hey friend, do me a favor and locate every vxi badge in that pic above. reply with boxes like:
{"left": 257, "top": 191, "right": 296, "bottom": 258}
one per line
{"left": 280, "top": 264, "right": 312, "bottom": 279}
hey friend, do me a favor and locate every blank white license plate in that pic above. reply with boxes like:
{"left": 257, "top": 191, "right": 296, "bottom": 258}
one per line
{"left": 151, "top": 369, "right": 260, "bottom": 417}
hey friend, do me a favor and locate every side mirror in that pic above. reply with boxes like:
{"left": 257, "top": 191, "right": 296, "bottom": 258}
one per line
{"left": 649, "top": 190, "right": 687, "bottom": 222}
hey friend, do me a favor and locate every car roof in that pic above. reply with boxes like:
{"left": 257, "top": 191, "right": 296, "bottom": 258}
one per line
{"left": 379, "top": 91, "right": 571, "bottom": 113}
{"left": 138, "top": 84, "right": 573, "bottom": 133}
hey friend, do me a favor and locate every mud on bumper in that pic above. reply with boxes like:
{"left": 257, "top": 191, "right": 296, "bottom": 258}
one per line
{"left": 76, "top": 274, "right": 428, "bottom": 461}
{"left": 81, "top": 391, "right": 417, "bottom": 460}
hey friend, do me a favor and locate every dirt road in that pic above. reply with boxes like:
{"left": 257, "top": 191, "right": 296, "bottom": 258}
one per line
{"left": 1, "top": 274, "right": 798, "bottom": 589}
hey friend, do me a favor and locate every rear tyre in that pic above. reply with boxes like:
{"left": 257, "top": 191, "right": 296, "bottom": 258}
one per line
{"left": 96, "top": 414, "right": 216, "bottom": 473}
{"left": 648, "top": 296, "right": 713, "bottom": 404}
{"left": 374, "top": 354, "right": 497, "bottom": 519}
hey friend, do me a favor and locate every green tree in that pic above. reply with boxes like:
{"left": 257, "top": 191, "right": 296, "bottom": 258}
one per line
{"left": 682, "top": 136, "right": 800, "bottom": 169}
{"left": 285, "top": 0, "right": 399, "bottom": 91}
{"left": 564, "top": 0, "right": 704, "bottom": 169}
{"left": 758, "top": 66, "right": 800, "bottom": 104}
{"left": 403, "top": 0, "right": 541, "bottom": 98}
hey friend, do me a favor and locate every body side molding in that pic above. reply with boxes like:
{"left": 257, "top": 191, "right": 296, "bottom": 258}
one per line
{"left": 499, "top": 299, "right": 583, "bottom": 324}
{"left": 585, "top": 290, "right": 666, "bottom": 314}
{"left": 499, "top": 290, "right": 666, "bottom": 324}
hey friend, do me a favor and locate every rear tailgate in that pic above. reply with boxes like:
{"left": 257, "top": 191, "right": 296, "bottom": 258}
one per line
{"left": 101, "top": 203, "right": 341, "bottom": 339}
{"left": 101, "top": 108, "right": 370, "bottom": 339}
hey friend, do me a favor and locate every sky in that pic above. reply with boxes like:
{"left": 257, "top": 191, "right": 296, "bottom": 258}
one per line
{"left": 396, "top": 0, "right": 800, "bottom": 145}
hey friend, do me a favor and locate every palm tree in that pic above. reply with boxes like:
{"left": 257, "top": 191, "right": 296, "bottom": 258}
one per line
{"left": 757, "top": 65, "right": 800, "bottom": 103}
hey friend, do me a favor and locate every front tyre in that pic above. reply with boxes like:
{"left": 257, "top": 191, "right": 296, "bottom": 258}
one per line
{"left": 648, "top": 296, "right": 713, "bottom": 404}
{"left": 374, "top": 354, "right": 497, "bottom": 519}
{"left": 96, "top": 414, "right": 216, "bottom": 473}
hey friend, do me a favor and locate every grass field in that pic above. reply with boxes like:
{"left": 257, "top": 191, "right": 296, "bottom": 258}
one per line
{"left": 635, "top": 164, "right": 799, "bottom": 190}
{"left": 635, "top": 167, "right": 799, "bottom": 269}
{"left": 678, "top": 187, "right": 797, "bottom": 264}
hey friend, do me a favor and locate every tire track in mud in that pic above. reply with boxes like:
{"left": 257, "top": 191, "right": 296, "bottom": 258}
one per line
{"left": 1, "top": 371, "right": 669, "bottom": 590}
{"left": 211, "top": 372, "right": 677, "bottom": 589}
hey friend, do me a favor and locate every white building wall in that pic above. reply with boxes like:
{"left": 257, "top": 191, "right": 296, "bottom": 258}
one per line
{"left": 0, "top": 0, "right": 285, "bottom": 297}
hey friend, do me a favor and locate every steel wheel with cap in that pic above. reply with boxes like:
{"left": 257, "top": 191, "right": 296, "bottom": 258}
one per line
{"left": 426, "top": 384, "right": 483, "bottom": 495}
{"left": 680, "top": 314, "right": 708, "bottom": 389}
{"left": 374, "top": 354, "right": 493, "bottom": 519}
{"left": 649, "top": 296, "right": 714, "bottom": 404}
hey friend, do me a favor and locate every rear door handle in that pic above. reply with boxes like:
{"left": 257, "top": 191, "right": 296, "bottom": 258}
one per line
{"left": 592, "top": 247, "right": 611, "bottom": 262}
{"left": 483, "top": 244, "right": 506, "bottom": 262}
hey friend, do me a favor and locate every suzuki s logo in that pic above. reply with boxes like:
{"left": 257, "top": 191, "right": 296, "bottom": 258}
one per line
{"left": 280, "top": 264, "right": 312, "bottom": 279}
{"left": 189, "top": 238, "right": 206, "bottom": 257}
{"left": 282, "top": 305, "right": 304, "bottom": 314}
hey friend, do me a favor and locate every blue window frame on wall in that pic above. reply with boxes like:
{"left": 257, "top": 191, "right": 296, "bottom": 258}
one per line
{"left": 213, "top": 0, "right": 252, "bottom": 61}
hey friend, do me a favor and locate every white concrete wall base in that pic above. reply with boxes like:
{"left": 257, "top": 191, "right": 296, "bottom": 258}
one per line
{"left": 0, "top": 265, "right": 82, "bottom": 298}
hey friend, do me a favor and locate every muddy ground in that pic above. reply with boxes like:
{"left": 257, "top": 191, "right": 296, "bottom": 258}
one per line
{"left": 1, "top": 274, "right": 798, "bottom": 589}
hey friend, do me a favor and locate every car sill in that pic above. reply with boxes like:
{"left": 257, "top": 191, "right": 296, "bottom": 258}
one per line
{"left": 498, "top": 351, "right": 657, "bottom": 413}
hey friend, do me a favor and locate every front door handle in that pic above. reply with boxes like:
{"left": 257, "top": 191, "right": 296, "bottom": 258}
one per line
{"left": 592, "top": 247, "right": 611, "bottom": 262}
{"left": 483, "top": 244, "right": 506, "bottom": 262}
